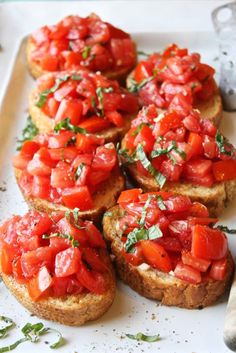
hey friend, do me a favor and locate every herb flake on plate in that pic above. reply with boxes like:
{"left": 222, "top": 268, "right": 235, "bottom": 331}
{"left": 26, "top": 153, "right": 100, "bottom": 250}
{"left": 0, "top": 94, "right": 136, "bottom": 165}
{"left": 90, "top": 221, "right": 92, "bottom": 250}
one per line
{"left": 125, "top": 332, "right": 161, "bottom": 342}
{"left": 17, "top": 116, "right": 39, "bottom": 150}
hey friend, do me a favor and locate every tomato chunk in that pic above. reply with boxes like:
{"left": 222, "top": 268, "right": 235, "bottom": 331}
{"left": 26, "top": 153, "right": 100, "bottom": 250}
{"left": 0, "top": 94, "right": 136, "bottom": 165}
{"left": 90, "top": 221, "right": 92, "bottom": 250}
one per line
{"left": 118, "top": 189, "right": 143, "bottom": 204}
{"left": 62, "top": 186, "right": 93, "bottom": 210}
{"left": 174, "top": 262, "right": 201, "bottom": 284}
{"left": 141, "top": 240, "right": 172, "bottom": 272}
{"left": 213, "top": 160, "right": 236, "bottom": 182}
{"left": 55, "top": 247, "right": 81, "bottom": 277}
{"left": 28, "top": 266, "right": 53, "bottom": 301}
{"left": 182, "top": 251, "right": 211, "bottom": 272}
{"left": 209, "top": 259, "right": 227, "bottom": 280}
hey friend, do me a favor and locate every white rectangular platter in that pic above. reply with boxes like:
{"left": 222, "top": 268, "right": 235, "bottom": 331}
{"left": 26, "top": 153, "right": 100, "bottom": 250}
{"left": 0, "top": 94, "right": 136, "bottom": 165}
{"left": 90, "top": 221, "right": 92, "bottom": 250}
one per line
{"left": 0, "top": 3, "right": 236, "bottom": 353}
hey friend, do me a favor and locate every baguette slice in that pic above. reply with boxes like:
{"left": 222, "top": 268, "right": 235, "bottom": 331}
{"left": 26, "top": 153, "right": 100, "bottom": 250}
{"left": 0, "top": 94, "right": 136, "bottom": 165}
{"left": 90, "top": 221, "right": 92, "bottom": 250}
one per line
{"left": 126, "top": 72, "right": 222, "bottom": 126}
{"left": 27, "top": 37, "right": 135, "bottom": 82}
{"left": 103, "top": 205, "right": 234, "bottom": 309}
{"left": 0, "top": 249, "right": 116, "bottom": 326}
{"left": 125, "top": 163, "right": 236, "bottom": 217}
{"left": 29, "top": 87, "right": 134, "bottom": 142}
{"left": 15, "top": 168, "right": 125, "bottom": 222}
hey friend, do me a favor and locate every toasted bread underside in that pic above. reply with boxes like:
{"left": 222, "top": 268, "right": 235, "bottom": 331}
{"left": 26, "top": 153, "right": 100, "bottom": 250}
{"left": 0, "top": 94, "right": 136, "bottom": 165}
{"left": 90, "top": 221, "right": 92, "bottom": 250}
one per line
{"left": 103, "top": 206, "right": 234, "bottom": 309}
{"left": 29, "top": 88, "right": 134, "bottom": 142}
{"left": 26, "top": 37, "right": 135, "bottom": 82}
{"left": 0, "top": 250, "right": 116, "bottom": 326}
{"left": 125, "top": 164, "right": 236, "bottom": 217}
{"left": 15, "top": 168, "right": 125, "bottom": 222}
{"left": 126, "top": 72, "right": 222, "bottom": 126}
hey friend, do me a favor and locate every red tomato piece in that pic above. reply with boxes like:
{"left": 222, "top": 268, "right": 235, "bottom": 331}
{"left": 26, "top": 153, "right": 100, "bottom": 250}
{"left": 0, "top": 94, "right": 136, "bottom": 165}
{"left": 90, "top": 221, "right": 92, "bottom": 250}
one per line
{"left": 77, "top": 262, "right": 106, "bottom": 294}
{"left": 105, "top": 111, "right": 124, "bottom": 128}
{"left": 110, "top": 38, "right": 136, "bottom": 67}
{"left": 55, "top": 98, "right": 82, "bottom": 125}
{"left": 122, "top": 243, "right": 144, "bottom": 266}
{"left": 76, "top": 133, "right": 104, "bottom": 153}
{"left": 62, "top": 186, "right": 93, "bottom": 210}
{"left": 213, "top": 160, "right": 236, "bottom": 182}
{"left": 21, "top": 247, "right": 53, "bottom": 278}
{"left": 141, "top": 240, "right": 172, "bottom": 272}
{"left": 160, "top": 159, "right": 183, "bottom": 182}
{"left": 0, "top": 245, "right": 15, "bottom": 274}
{"left": 153, "top": 111, "right": 182, "bottom": 137}
{"left": 164, "top": 195, "right": 192, "bottom": 213}
{"left": 42, "top": 97, "right": 60, "bottom": 117}
{"left": 209, "top": 258, "right": 227, "bottom": 280}
{"left": 79, "top": 116, "right": 111, "bottom": 133}
{"left": 182, "top": 251, "right": 211, "bottom": 272}
{"left": 12, "top": 154, "right": 31, "bottom": 170}
{"left": 32, "top": 175, "right": 50, "bottom": 199}
{"left": 189, "top": 202, "right": 209, "bottom": 217}
{"left": 82, "top": 248, "right": 107, "bottom": 272}
{"left": 20, "top": 141, "right": 40, "bottom": 158}
{"left": 188, "top": 132, "right": 203, "bottom": 157}
{"left": 84, "top": 221, "right": 106, "bottom": 248}
{"left": 28, "top": 266, "right": 53, "bottom": 301}
{"left": 50, "top": 161, "right": 75, "bottom": 189}
{"left": 191, "top": 225, "right": 228, "bottom": 260}
{"left": 91, "top": 144, "right": 117, "bottom": 172}
{"left": 118, "top": 189, "right": 143, "bottom": 204}
{"left": 174, "top": 262, "right": 201, "bottom": 284}
{"left": 183, "top": 158, "right": 213, "bottom": 178}
{"left": 134, "top": 61, "right": 153, "bottom": 83}
{"left": 16, "top": 210, "right": 53, "bottom": 237}
{"left": 40, "top": 54, "right": 59, "bottom": 71}
{"left": 55, "top": 247, "right": 81, "bottom": 277}
{"left": 134, "top": 125, "right": 155, "bottom": 153}
{"left": 48, "top": 131, "right": 75, "bottom": 148}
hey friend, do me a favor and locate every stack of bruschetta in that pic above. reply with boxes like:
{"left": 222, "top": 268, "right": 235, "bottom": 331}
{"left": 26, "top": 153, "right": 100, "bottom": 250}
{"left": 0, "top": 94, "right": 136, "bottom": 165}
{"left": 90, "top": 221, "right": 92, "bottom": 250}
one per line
{"left": 0, "top": 12, "right": 236, "bottom": 326}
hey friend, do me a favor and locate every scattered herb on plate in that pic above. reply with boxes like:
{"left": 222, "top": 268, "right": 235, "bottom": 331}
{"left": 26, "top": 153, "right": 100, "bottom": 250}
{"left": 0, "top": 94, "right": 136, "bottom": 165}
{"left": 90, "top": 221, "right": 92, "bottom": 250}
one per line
{"left": 17, "top": 116, "right": 39, "bottom": 150}
{"left": 125, "top": 332, "right": 161, "bottom": 342}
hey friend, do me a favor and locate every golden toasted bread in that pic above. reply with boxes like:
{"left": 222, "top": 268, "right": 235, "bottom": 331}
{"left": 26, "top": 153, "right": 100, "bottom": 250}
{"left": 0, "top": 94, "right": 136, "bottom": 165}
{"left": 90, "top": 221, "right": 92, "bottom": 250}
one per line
{"left": 125, "top": 164, "right": 236, "bottom": 217}
{"left": 27, "top": 37, "right": 135, "bottom": 82}
{"left": 103, "top": 205, "right": 234, "bottom": 309}
{"left": 15, "top": 168, "right": 125, "bottom": 223}
{"left": 0, "top": 249, "right": 116, "bottom": 326}
{"left": 29, "top": 88, "right": 134, "bottom": 143}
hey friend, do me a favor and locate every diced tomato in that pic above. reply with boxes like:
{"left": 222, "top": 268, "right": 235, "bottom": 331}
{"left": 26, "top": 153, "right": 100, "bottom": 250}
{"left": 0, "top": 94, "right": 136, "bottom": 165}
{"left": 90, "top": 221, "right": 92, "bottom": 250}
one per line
{"left": 82, "top": 248, "right": 107, "bottom": 272}
{"left": 141, "top": 240, "right": 172, "bottom": 272}
{"left": 196, "top": 77, "right": 216, "bottom": 101}
{"left": 28, "top": 266, "right": 53, "bottom": 301}
{"left": 53, "top": 82, "right": 77, "bottom": 102}
{"left": 153, "top": 111, "right": 182, "bottom": 137}
{"left": 92, "top": 144, "right": 117, "bottom": 172}
{"left": 27, "top": 148, "right": 55, "bottom": 176}
{"left": 195, "top": 63, "right": 215, "bottom": 81}
{"left": 119, "top": 93, "right": 139, "bottom": 113}
{"left": 169, "top": 93, "right": 192, "bottom": 117}
{"left": 188, "top": 217, "right": 218, "bottom": 226}
{"left": 48, "top": 131, "right": 75, "bottom": 148}
{"left": 76, "top": 133, "right": 104, "bottom": 153}
{"left": 20, "top": 141, "right": 40, "bottom": 158}
{"left": 106, "top": 111, "right": 124, "bottom": 128}
{"left": 84, "top": 221, "right": 106, "bottom": 248}
{"left": 40, "top": 54, "right": 59, "bottom": 71}
{"left": 0, "top": 245, "right": 15, "bottom": 274}
{"left": 79, "top": 116, "right": 111, "bottom": 133}
{"left": 62, "top": 186, "right": 93, "bottom": 210}
{"left": 48, "top": 146, "right": 78, "bottom": 162}
{"left": 134, "top": 61, "right": 153, "bottom": 83}
{"left": 182, "top": 113, "right": 200, "bottom": 133}
{"left": 50, "top": 162, "right": 75, "bottom": 188}
{"left": 87, "top": 20, "right": 110, "bottom": 45}
{"left": 77, "top": 262, "right": 106, "bottom": 294}
{"left": 189, "top": 202, "right": 209, "bottom": 217}
{"left": 32, "top": 175, "right": 50, "bottom": 199}
{"left": 21, "top": 247, "right": 53, "bottom": 278}
{"left": 110, "top": 38, "right": 136, "bottom": 67}
{"left": 18, "top": 171, "right": 33, "bottom": 196}
{"left": 118, "top": 189, "right": 142, "bottom": 204}
{"left": 174, "top": 261, "right": 201, "bottom": 284}
{"left": 169, "top": 220, "right": 192, "bottom": 250}
{"left": 182, "top": 251, "right": 210, "bottom": 272}
{"left": 138, "top": 191, "right": 172, "bottom": 202}
{"left": 183, "top": 158, "right": 212, "bottom": 179}
{"left": 12, "top": 257, "right": 25, "bottom": 283}
{"left": 55, "top": 247, "right": 81, "bottom": 277}
{"left": 164, "top": 195, "right": 192, "bottom": 213}
{"left": 213, "top": 160, "right": 236, "bottom": 182}
{"left": 57, "top": 217, "right": 88, "bottom": 246}
{"left": 134, "top": 125, "right": 155, "bottom": 153}
{"left": 122, "top": 243, "right": 144, "bottom": 266}
{"left": 160, "top": 159, "right": 183, "bottom": 181}
{"left": 156, "top": 237, "right": 182, "bottom": 253}
{"left": 191, "top": 225, "right": 228, "bottom": 260}
{"left": 188, "top": 132, "right": 203, "bottom": 157}
{"left": 209, "top": 258, "right": 227, "bottom": 280}
{"left": 16, "top": 210, "right": 53, "bottom": 237}
{"left": 55, "top": 98, "right": 82, "bottom": 125}
{"left": 12, "top": 154, "right": 31, "bottom": 170}
{"left": 202, "top": 135, "right": 218, "bottom": 159}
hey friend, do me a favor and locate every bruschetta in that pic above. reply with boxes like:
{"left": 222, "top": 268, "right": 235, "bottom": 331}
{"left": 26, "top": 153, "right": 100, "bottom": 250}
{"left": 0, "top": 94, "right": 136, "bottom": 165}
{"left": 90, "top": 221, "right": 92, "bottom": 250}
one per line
{"left": 127, "top": 44, "right": 222, "bottom": 126}
{"left": 26, "top": 13, "right": 137, "bottom": 81}
{"left": 120, "top": 99, "right": 236, "bottom": 216}
{"left": 29, "top": 69, "right": 138, "bottom": 140}
{"left": 0, "top": 209, "right": 116, "bottom": 325}
{"left": 103, "top": 189, "right": 234, "bottom": 309}
{"left": 13, "top": 130, "right": 125, "bottom": 222}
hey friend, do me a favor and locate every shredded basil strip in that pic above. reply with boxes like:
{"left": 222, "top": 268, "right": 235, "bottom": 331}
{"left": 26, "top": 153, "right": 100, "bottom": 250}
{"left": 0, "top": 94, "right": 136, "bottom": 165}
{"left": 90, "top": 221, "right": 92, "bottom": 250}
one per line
{"left": 128, "top": 76, "right": 154, "bottom": 93}
{"left": 0, "top": 317, "right": 15, "bottom": 339}
{"left": 216, "top": 225, "right": 236, "bottom": 234}
{"left": 36, "top": 74, "right": 70, "bottom": 108}
{"left": 96, "top": 86, "right": 114, "bottom": 116}
{"left": 125, "top": 332, "right": 161, "bottom": 342}
{"left": 125, "top": 225, "right": 162, "bottom": 253}
{"left": 137, "top": 50, "right": 150, "bottom": 57}
{"left": 71, "top": 74, "right": 82, "bottom": 81}
{"left": 17, "top": 116, "right": 39, "bottom": 150}
{"left": 0, "top": 322, "right": 64, "bottom": 352}
{"left": 118, "top": 148, "right": 135, "bottom": 164}
{"left": 82, "top": 45, "right": 91, "bottom": 59}
{"left": 139, "top": 196, "right": 155, "bottom": 226}
{"left": 136, "top": 144, "right": 166, "bottom": 188}
{"left": 42, "top": 233, "right": 79, "bottom": 247}
{"left": 65, "top": 208, "right": 85, "bottom": 230}
{"left": 54, "top": 117, "right": 87, "bottom": 134}
{"left": 151, "top": 141, "right": 186, "bottom": 161}
{"left": 215, "top": 130, "right": 233, "bottom": 156}
{"left": 131, "top": 123, "right": 152, "bottom": 136}
{"left": 157, "top": 195, "right": 166, "bottom": 211}
{"left": 75, "top": 163, "right": 85, "bottom": 180}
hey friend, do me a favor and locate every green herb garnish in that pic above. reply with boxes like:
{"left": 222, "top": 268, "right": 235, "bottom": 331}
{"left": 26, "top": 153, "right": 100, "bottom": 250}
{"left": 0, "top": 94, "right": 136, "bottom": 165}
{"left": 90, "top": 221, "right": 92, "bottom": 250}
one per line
{"left": 137, "top": 50, "right": 150, "bottom": 57}
{"left": 118, "top": 148, "right": 135, "bottom": 164}
{"left": 42, "top": 233, "right": 79, "bottom": 247}
{"left": 0, "top": 317, "right": 15, "bottom": 339}
{"left": 71, "top": 74, "right": 82, "bottom": 81}
{"left": 125, "top": 332, "right": 161, "bottom": 343}
{"left": 139, "top": 195, "right": 155, "bottom": 226}
{"left": 75, "top": 163, "right": 85, "bottom": 180}
{"left": 151, "top": 141, "right": 186, "bottom": 161}
{"left": 131, "top": 123, "right": 151, "bottom": 136}
{"left": 82, "top": 46, "right": 91, "bottom": 59}
{"left": 65, "top": 208, "right": 85, "bottom": 230}
{"left": 128, "top": 76, "right": 154, "bottom": 93}
{"left": 96, "top": 86, "right": 114, "bottom": 116}
{"left": 136, "top": 144, "right": 166, "bottom": 188}
{"left": 125, "top": 225, "right": 162, "bottom": 253}
{"left": 215, "top": 130, "right": 233, "bottom": 156}
{"left": 54, "top": 117, "right": 87, "bottom": 134}
{"left": 216, "top": 225, "right": 236, "bottom": 234}
{"left": 17, "top": 116, "right": 39, "bottom": 150}
{"left": 157, "top": 195, "right": 166, "bottom": 211}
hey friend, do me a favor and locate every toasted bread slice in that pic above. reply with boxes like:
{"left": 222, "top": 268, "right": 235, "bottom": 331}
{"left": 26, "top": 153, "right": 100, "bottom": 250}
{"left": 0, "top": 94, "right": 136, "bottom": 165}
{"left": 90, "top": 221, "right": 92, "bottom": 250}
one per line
{"left": 15, "top": 168, "right": 125, "bottom": 222}
{"left": 126, "top": 72, "right": 222, "bottom": 126}
{"left": 0, "top": 249, "right": 116, "bottom": 326}
{"left": 29, "top": 88, "right": 134, "bottom": 143}
{"left": 103, "top": 205, "right": 234, "bottom": 309}
{"left": 125, "top": 164, "right": 236, "bottom": 217}
{"left": 26, "top": 37, "right": 135, "bottom": 82}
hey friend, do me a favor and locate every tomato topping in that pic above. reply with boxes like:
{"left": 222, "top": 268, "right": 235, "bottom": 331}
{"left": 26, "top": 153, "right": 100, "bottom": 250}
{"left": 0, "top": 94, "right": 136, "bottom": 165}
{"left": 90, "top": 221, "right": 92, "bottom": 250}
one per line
{"left": 141, "top": 240, "right": 172, "bottom": 272}
{"left": 213, "top": 160, "right": 236, "bottom": 181}
{"left": 209, "top": 259, "right": 227, "bottom": 281}
{"left": 62, "top": 186, "right": 93, "bottom": 210}
{"left": 118, "top": 189, "right": 142, "bottom": 204}
{"left": 182, "top": 251, "right": 210, "bottom": 272}
{"left": 174, "top": 262, "right": 201, "bottom": 284}
{"left": 0, "top": 211, "right": 109, "bottom": 300}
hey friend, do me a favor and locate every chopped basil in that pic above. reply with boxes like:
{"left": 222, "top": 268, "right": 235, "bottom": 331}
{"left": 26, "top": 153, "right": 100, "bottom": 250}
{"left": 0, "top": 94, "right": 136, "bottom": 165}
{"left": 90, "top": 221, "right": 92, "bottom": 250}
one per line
{"left": 0, "top": 322, "right": 64, "bottom": 352}
{"left": 96, "top": 86, "right": 114, "bottom": 116}
{"left": 54, "top": 117, "right": 87, "bottom": 134}
{"left": 36, "top": 74, "right": 70, "bottom": 108}
{"left": 75, "top": 163, "right": 85, "bottom": 180}
{"left": 0, "top": 316, "right": 15, "bottom": 338}
{"left": 131, "top": 123, "right": 152, "bottom": 136}
{"left": 216, "top": 225, "right": 236, "bottom": 234}
{"left": 139, "top": 195, "right": 155, "bottom": 226}
{"left": 17, "top": 116, "right": 39, "bottom": 150}
{"left": 151, "top": 141, "right": 186, "bottom": 161}
{"left": 118, "top": 148, "right": 135, "bottom": 164}
{"left": 71, "top": 74, "right": 82, "bottom": 81}
{"left": 128, "top": 76, "right": 154, "bottom": 93}
{"left": 137, "top": 50, "right": 150, "bottom": 57}
{"left": 125, "top": 225, "right": 162, "bottom": 253}
{"left": 125, "top": 332, "right": 161, "bottom": 342}
{"left": 42, "top": 233, "right": 79, "bottom": 247}
{"left": 136, "top": 144, "right": 166, "bottom": 188}
{"left": 215, "top": 130, "right": 233, "bottom": 156}
{"left": 157, "top": 195, "right": 166, "bottom": 211}
{"left": 65, "top": 208, "right": 85, "bottom": 230}
{"left": 82, "top": 46, "right": 91, "bottom": 59}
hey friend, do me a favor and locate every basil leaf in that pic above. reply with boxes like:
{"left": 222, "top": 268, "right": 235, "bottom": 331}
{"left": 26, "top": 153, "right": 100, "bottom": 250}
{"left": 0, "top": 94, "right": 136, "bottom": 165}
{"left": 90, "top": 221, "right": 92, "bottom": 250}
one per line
{"left": 82, "top": 45, "right": 91, "bottom": 59}
{"left": 40, "top": 328, "right": 65, "bottom": 349}
{"left": 96, "top": 86, "right": 114, "bottom": 116}
{"left": 136, "top": 144, "right": 166, "bottom": 188}
{"left": 146, "top": 225, "right": 162, "bottom": 240}
{"left": 125, "top": 225, "right": 162, "bottom": 253}
{"left": 216, "top": 225, "right": 236, "bottom": 234}
{"left": 75, "top": 163, "right": 85, "bottom": 180}
{"left": 17, "top": 116, "right": 39, "bottom": 150}
{"left": 42, "top": 233, "right": 79, "bottom": 247}
{"left": 0, "top": 337, "right": 27, "bottom": 352}
{"left": 139, "top": 195, "right": 155, "bottom": 226}
{"left": 71, "top": 74, "right": 82, "bottom": 81}
{"left": 131, "top": 123, "right": 152, "bottom": 136}
{"left": 54, "top": 118, "right": 87, "bottom": 134}
{"left": 128, "top": 76, "right": 154, "bottom": 93}
{"left": 0, "top": 316, "right": 15, "bottom": 338}
{"left": 215, "top": 130, "right": 233, "bottom": 156}
{"left": 65, "top": 208, "right": 85, "bottom": 230}
{"left": 157, "top": 195, "right": 166, "bottom": 210}
{"left": 151, "top": 141, "right": 176, "bottom": 159}
{"left": 36, "top": 74, "right": 70, "bottom": 108}
{"left": 126, "top": 332, "right": 160, "bottom": 343}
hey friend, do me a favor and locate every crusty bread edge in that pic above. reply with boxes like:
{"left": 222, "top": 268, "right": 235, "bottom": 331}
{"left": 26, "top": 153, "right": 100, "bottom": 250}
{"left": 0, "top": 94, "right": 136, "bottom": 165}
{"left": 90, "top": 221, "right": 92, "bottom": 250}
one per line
{"left": 103, "top": 205, "right": 234, "bottom": 309}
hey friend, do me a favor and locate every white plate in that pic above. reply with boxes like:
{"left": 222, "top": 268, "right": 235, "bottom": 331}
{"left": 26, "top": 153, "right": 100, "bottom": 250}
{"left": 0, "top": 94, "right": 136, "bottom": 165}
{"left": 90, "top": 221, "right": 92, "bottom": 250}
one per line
{"left": 0, "top": 4, "right": 236, "bottom": 353}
